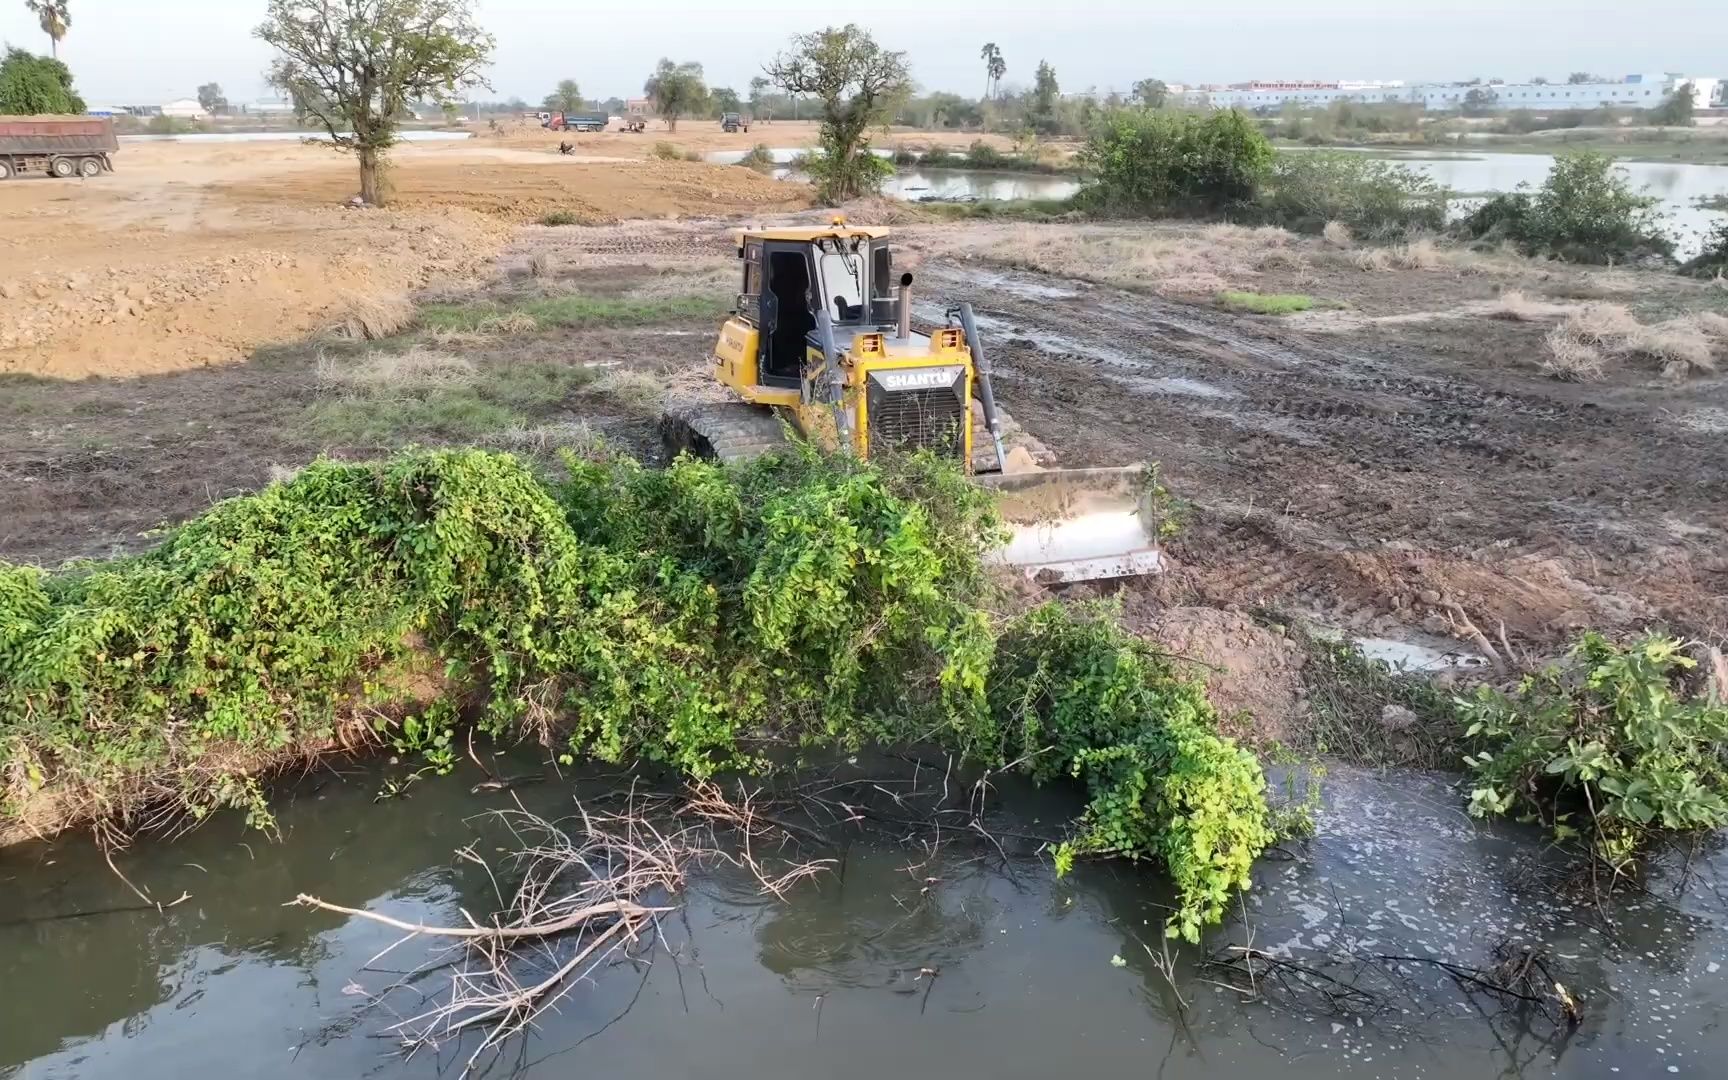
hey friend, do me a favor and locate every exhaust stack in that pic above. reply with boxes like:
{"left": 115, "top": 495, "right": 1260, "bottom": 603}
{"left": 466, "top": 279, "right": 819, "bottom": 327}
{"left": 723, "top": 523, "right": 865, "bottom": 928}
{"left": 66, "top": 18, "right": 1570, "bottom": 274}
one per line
{"left": 896, "top": 272, "right": 914, "bottom": 339}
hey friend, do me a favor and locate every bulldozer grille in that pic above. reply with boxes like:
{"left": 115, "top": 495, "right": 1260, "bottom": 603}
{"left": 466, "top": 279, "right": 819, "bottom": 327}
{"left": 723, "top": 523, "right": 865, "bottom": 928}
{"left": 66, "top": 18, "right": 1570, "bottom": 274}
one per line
{"left": 866, "top": 368, "right": 967, "bottom": 459}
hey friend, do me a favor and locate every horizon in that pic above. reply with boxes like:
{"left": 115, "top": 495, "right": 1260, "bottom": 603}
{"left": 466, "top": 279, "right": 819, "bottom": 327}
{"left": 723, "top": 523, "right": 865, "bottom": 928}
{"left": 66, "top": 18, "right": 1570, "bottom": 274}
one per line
{"left": 1, "top": 0, "right": 1724, "bottom": 108}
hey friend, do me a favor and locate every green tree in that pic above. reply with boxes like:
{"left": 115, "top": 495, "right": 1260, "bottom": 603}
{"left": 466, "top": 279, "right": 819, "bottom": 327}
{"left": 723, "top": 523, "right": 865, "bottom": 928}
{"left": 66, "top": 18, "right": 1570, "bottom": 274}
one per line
{"left": 23, "top": 0, "right": 69, "bottom": 59}
{"left": 769, "top": 23, "right": 912, "bottom": 203}
{"left": 542, "top": 78, "right": 582, "bottom": 113}
{"left": 1567, "top": 71, "right": 1604, "bottom": 84}
{"left": 1132, "top": 77, "right": 1168, "bottom": 109}
{"left": 0, "top": 46, "right": 83, "bottom": 114}
{"left": 748, "top": 74, "right": 771, "bottom": 117}
{"left": 711, "top": 86, "right": 741, "bottom": 116}
{"left": 196, "top": 81, "right": 228, "bottom": 115}
{"left": 255, "top": 0, "right": 493, "bottom": 207}
{"left": 1462, "top": 87, "right": 1499, "bottom": 116}
{"left": 1029, "top": 60, "right": 1059, "bottom": 131}
{"left": 1650, "top": 82, "right": 1696, "bottom": 127}
{"left": 644, "top": 58, "right": 707, "bottom": 132}
{"left": 1079, "top": 108, "right": 1273, "bottom": 215}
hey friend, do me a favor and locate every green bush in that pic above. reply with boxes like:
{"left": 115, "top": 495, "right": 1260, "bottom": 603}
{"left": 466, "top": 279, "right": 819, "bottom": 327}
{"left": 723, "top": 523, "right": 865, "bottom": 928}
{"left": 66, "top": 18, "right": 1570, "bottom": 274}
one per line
{"left": 1078, "top": 108, "right": 1274, "bottom": 216}
{"left": 649, "top": 141, "right": 686, "bottom": 161}
{"left": 964, "top": 140, "right": 1006, "bottom": 169}
{"left": 1461, "top": 633, "right": 1728, "bottom": 872}
{"left": 539, "top": 210, "right": 580, "bottom": 226}
{"left": 0, "top": 47, "right": 85, "bottom": 115}
{"left": 919, "top": 145, "right": 959, "bottom": 168}
{"left": 735, "top": 143, "right": 777, "bottom": 171}
{"left": 1456, "top": 150, "right": 1672, "bottom": 263}
{"left": 1681, "top": 220, "right": 1728, "bottom": 278}
{"left": 1256, "top": 151, "right": 1449, "bottom": 239}
{"left": 992, "top": 602, "right": 1272, "bottom": 941}
{"left": 798, "top": 146, "right": 895, "bottom": 205}
{"left": 0, "top": 446, "right": 1271, "bottom": 940}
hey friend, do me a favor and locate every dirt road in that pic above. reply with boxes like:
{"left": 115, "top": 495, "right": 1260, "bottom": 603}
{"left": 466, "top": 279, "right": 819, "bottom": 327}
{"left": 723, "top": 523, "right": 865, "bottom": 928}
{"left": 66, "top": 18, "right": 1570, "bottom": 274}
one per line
{"left": 917, "top": 258, "right": 1728, "bottom": 646}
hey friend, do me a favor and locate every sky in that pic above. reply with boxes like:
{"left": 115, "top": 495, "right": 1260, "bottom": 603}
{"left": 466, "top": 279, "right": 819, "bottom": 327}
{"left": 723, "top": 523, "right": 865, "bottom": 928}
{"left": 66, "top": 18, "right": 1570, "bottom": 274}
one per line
{"left": 1, "top": 0, "right": 1723, "bottom": 106}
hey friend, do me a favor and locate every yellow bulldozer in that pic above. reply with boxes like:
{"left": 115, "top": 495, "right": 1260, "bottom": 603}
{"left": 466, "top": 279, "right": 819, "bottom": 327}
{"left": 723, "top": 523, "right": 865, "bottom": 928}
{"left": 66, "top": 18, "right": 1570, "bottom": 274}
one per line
{"left": 661, "top": 220, "right": 1163, "bottom": 584}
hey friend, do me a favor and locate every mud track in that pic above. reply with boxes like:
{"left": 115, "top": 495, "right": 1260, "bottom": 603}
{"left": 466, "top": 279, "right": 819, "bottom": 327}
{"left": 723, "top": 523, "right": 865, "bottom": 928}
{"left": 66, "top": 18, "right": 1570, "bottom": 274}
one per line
{"left": 927, "top": 264, "right": 1728, "bottom": 646}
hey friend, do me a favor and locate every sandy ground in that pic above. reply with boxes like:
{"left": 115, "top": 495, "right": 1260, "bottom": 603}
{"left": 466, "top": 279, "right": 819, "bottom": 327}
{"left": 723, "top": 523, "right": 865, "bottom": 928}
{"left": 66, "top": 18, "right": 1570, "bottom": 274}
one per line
{"left": 0, "top": 137, "right": 808, "bottom": 379}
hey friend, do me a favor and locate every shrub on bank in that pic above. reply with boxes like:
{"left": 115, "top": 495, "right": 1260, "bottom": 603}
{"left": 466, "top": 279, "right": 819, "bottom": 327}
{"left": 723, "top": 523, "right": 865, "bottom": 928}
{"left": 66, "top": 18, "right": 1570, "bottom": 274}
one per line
{"left": 1455, "top": 150, "right": 1672, "bottom": 263}
{"left": 1255, "top": 151, "right": 1449, "bottom": 239}
{"left": 0, "top": 446, "right": 1270, "bottom": 940}
{"left": 1077, "top": 108, "right": 1274, "bottom": 216}
{"left": 1461, "top": 633, "right": 1728, "bottom": 872}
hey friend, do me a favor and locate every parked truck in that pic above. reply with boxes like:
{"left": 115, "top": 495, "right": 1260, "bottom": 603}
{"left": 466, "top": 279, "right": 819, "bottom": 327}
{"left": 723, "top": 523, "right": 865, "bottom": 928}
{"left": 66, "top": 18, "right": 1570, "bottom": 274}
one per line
{"left": 543, "top": 112, "right": 608, "bottom": 132}
{"left": 720, "top": 112, "right": 750, "bottom": 133}
{"left": 0, "top": 115, "right": 117, "bottom": 180}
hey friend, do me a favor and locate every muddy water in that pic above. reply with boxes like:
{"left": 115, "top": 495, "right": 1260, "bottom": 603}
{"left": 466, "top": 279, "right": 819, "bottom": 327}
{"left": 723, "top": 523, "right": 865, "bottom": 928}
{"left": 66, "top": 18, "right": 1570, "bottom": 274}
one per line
{"left": 2, "top": 757, "right": 1724, "bottom": 1079}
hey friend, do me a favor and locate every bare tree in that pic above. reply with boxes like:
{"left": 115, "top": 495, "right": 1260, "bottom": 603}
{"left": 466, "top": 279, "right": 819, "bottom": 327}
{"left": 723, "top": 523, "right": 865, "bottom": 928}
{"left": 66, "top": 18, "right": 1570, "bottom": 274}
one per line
{"left": 769, "top": 24, "right": 912, "bottom": 203}
{"left": 255, "top": 0, "right": 493, "bottom": 207}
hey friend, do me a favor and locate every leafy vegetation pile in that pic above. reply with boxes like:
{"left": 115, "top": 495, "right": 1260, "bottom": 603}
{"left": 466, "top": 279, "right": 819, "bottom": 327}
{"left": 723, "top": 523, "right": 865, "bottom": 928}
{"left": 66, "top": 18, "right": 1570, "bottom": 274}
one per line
{"left": 0, "top": 446, "right": 1270, "bottom": 940}
{"left": 1462, "top": 633, "right": 1728, "bottom": 872}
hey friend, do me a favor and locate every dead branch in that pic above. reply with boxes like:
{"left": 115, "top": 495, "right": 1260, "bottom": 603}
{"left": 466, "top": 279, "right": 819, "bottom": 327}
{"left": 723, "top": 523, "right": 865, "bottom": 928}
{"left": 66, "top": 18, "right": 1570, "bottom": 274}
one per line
{"left": 290, "top": 894, "right": 664, "bottom": 938}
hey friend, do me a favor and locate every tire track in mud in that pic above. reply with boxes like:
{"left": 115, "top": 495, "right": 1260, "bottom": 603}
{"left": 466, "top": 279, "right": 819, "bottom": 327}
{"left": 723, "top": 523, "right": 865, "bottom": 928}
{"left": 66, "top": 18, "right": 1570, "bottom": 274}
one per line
{"left": 926, "top": 262, "right": 1728, "bottom": 643}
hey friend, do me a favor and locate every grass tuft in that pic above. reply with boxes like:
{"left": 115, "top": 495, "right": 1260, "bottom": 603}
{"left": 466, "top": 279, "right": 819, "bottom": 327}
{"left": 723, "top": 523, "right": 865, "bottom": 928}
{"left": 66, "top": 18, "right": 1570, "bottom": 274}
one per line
{"left": 330, "top": 292, "right": 415, "bottom": 341}
{"left": 1218, "top": 291, "right": 1315, "bottom": 315}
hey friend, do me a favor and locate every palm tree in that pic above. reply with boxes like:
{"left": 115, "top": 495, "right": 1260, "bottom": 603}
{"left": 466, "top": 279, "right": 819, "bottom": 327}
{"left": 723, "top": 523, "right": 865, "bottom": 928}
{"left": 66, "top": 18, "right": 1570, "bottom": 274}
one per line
{"left": 989, "top": 54, "right": 1006, "bottom": 99}
{"left": 25, "top": 0, "right": 70, "bottom": 59}
{"left": 979, "top": 42, "right": 1001, "bottom": 100}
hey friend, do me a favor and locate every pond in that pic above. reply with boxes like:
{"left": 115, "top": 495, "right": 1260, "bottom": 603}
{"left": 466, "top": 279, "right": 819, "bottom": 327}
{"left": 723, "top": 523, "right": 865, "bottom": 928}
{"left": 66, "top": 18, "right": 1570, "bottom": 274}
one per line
{"left": 1337, "top": 148, "right": 1728, "bottom": 255}
{"left": 702, "top": 147, "right": 1082, "bottom": 204}
{"left": 707, "top": 145, "right": 1727, "bottom": 254}
{"left": 4, "top": 753, "right": 1724, "bottom": 1079}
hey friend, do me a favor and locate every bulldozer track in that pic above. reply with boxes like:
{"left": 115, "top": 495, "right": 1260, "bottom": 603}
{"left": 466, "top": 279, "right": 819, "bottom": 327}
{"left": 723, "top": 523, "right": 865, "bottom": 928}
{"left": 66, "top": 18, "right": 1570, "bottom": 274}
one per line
{"left": 660, "top": 402, "right": 789, "bottom": 463}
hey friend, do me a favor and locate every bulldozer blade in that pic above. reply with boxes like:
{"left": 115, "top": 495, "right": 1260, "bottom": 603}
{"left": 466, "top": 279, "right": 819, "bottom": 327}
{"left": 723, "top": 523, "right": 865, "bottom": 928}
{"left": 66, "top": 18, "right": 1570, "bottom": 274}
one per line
{"left": 973, "top": 465, "right": 1165, "bottom": 585}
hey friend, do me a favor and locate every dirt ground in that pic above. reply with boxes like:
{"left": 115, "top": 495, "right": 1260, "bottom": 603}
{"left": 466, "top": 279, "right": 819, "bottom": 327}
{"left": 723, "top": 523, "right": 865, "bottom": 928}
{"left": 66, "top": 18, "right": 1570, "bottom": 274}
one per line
{"left": 904, "top": 228, "right": 1728, "bottom": 650}
{"left": 0, "top": 138, "right": 805, "bottom": 379}
{"left": 5, "top": 147, "right": 1727, "bottom": 742}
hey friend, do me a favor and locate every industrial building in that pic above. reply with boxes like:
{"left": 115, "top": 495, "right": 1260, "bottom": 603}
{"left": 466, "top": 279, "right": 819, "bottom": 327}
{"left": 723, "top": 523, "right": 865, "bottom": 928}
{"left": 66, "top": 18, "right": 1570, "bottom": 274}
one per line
{"left": 1180, "top": 74, "right": 1722, "bottom": 113}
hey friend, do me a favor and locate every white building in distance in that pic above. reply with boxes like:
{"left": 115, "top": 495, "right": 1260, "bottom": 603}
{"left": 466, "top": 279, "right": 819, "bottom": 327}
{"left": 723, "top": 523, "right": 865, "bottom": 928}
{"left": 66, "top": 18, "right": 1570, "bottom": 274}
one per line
{"left": 1181, "top": 74, "right": 1720, "bottom": 112}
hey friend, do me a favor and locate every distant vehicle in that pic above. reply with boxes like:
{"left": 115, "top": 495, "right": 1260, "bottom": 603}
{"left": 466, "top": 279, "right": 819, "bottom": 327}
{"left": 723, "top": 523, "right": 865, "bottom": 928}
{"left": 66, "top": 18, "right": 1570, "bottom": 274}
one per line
{"left": 721, "top": 112, "right": 750, "bottom": 133}
{"left": 623, "top": 115, "right": 648, "bottom": 133}
{"left": 0, "top": 115, "right": 117, "bottom": 180}
{"left": 544, "top": 112, "right": 607, "bottom": 132}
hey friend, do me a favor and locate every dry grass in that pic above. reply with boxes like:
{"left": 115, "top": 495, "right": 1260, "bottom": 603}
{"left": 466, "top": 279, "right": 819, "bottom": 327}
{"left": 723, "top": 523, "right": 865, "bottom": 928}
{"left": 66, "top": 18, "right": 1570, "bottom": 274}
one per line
{"left": 1322, "top": 221, "right": 1354, "bottom": 249}
{"left": 316, "top": 346, "right": 477, "bottom": 394}
{"left": 474, "top": 311, "right": 541, "bottom": 335}
{"left": 581, "top": 368, "right": 668, "bottom": 417}
{"left": 943, "top": 222, "right": 1305, "bottom": 296}
{"left": 1539, "top": 303, "right": 1721, "bottom": 380}
{"left": 1486, "top": 289, "right": 1546, "bottom": 322}
{"left": 483, "top": 419, "right": 602, "bottom": 455}
{"left": 527, "top": 251, "right": 556, "bottom": 279}
{"left": 1541, "top": 326, "right": 1608, "bottom": 381}
{"left": 624, "top": 263, "right": 737, "bottom": 301}
{"left": 330, "top": 292, "right": 414, "bottom": 341}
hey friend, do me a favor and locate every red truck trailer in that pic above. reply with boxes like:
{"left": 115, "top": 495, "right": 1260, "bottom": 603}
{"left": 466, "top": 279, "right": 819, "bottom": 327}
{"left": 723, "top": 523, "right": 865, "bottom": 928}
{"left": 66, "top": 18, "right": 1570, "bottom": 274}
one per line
{"left": 0, "top": 115, "right": 118, "bottom": 180}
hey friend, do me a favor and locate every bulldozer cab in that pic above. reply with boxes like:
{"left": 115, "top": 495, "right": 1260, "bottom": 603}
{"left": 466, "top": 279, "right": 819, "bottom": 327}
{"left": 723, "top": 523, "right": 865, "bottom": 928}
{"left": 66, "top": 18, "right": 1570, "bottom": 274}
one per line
{"left": 735, "top": 225, "right": 897, "bottom": 390}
